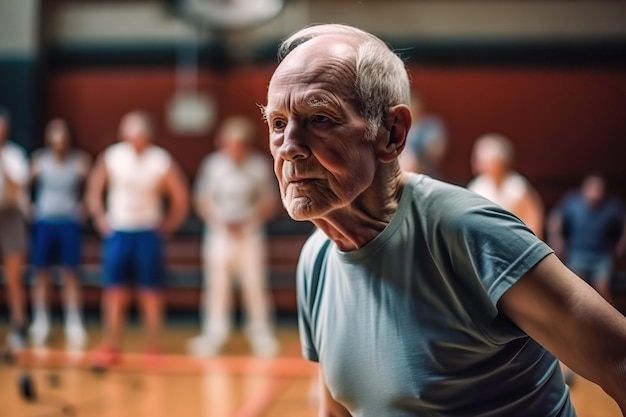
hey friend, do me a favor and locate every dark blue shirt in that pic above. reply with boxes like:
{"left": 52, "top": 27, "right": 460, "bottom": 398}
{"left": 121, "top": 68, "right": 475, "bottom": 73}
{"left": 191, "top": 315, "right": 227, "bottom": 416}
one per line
{"left": 558, "top": 192, "right": 624, "bottom": 254}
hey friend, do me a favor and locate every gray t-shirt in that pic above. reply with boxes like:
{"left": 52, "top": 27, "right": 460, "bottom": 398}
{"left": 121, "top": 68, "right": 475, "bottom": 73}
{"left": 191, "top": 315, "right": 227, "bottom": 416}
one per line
{"left": 297, "top": 174, "right": 574, "bottom": 417}
{"left": 33, "top": 149, "right": 85, "bottom": 220}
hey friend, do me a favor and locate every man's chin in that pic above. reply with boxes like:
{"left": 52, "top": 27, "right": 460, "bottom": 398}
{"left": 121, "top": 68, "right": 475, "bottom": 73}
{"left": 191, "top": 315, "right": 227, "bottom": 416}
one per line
{"left": 284, "top": 198, "right": 325, "bottom": 222}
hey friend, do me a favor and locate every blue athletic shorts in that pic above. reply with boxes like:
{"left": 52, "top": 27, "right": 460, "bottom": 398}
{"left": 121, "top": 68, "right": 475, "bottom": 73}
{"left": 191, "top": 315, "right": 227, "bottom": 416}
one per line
{"left": 102, "top": 230, "right": 164, "bottom": 289}
{"left": 31, "top": 220, "right": 82, "bottom": 270}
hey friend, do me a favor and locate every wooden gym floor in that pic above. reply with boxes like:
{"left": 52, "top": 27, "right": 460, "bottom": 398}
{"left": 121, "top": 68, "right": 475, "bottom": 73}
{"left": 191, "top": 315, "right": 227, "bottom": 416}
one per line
{"left": 0, "top": 323, "right": 621, "bottom": 417}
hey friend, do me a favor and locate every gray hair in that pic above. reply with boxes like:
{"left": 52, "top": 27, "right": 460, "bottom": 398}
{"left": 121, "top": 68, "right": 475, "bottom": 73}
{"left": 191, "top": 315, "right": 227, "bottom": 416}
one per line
{"left": 278, "top": 24, "right": 410, "bottom": 138}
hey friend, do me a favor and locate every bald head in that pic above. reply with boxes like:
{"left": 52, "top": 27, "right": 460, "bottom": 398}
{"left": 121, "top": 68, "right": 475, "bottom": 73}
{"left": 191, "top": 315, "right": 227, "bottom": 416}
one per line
{"left": 270, "top": 24, "right": 410, "bottom": 137}
{"left": 277, "top": 23, "right": 383, "bottom": 62}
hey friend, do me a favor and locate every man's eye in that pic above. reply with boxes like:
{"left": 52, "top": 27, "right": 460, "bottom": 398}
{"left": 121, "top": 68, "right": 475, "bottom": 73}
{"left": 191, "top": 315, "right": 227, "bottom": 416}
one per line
{"left": 272, "top": 119, "right": 286, "bottom": 130}
{"left": 311, "top": 115, "right": 329, "bottom": 124}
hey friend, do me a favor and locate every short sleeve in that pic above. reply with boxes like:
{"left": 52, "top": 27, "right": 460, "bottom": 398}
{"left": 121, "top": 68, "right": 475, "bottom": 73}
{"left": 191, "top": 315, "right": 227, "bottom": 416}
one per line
{"left": 441, "top": 198, "right": 553, "bottom": 309}
{"left": 296, "top": 231, "right": 331, "bottom": 363}
{"left": 152, "top": 147, "right": 172, "bottom": 178}
{"left": 296, "top": 253, "right": 319, "bottom": 362}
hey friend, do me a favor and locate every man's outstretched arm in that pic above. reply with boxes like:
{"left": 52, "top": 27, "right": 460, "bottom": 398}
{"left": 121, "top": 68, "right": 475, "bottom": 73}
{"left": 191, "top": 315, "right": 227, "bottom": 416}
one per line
{"left": 500, "top": 253, "right": 626, "bottom": 413}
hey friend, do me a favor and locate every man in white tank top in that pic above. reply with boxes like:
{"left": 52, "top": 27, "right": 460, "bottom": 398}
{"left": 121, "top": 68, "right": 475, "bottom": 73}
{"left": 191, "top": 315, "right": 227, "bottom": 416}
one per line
{"left": 86, "top": 111, "right": 189, "bottom": 366}
{"left": 468, "top": 134, "right": 545, "bottom": 238}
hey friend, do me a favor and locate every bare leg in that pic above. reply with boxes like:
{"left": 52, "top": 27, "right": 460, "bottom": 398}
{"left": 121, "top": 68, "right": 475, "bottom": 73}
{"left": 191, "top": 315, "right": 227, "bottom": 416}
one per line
{"left": 4, "top": 252, "right": 26, "bottom": 326}
{"left": 61, "top": 269, "right": 87, "bottom": 348}
{"left": 101, "top": 287, "right": 129, "bottom": 349}
{"left": 30, "top": 269, "right": 51, "bottom": 346}
{"left": 138, "top": 289, "right": 163, "bottom": 352}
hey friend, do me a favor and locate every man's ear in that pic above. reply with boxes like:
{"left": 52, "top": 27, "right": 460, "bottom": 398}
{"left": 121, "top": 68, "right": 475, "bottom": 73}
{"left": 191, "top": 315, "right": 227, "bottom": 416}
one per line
{"left": 377, "top": 104, "right": 411, "bottom": 163}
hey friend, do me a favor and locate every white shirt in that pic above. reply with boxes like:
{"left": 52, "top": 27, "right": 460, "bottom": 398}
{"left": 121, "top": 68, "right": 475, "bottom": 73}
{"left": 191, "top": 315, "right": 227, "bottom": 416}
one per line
{"left": 104, "top": 142, "right": 171, "bottom": 230}
{"left": 467, "top": 172, "right": 528, "bottom": 213}
{"left": 195, "top": 151, "right": 276, "bottom": 224}
{"left": 0, "top": 141, "right": 29, "bottom": 209}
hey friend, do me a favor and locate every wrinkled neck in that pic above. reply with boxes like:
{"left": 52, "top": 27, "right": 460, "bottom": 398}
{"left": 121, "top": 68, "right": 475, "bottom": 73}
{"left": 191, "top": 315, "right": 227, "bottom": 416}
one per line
{"left": 313, "top": 162, "right": 407, "bottom": 251}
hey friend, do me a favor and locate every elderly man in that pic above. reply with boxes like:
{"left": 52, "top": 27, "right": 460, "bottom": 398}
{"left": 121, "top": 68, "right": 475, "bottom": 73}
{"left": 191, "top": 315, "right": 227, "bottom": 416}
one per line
{"left": 0, "top": 108, "right": 29, "bottom": 352}
{"left": 263, "top": 24, "right": 626, "bottom": 416}
{"left": 87, "top": 111, "right": 189, "bottom": 366}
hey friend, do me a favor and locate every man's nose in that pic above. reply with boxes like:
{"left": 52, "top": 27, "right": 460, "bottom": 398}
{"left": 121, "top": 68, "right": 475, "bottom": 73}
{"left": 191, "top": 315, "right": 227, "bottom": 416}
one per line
{"left": 279, "top": 121, "right": 311, "bottom": 161}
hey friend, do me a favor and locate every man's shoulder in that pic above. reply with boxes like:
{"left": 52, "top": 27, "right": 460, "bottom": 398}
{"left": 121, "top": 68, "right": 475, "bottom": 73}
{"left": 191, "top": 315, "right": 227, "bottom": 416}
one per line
{"left": 409, "top": 174, "right": 487, "bottom": 212}
{"left": 147, "top": 144, "right": 172, "bottom": 160}
{"left": 3, "top": 141, "right": 27, "bottom": 156}
{"left": 407, "top": 174, "right": 511, "bottom": 233}
{"left": 558, "top": 191, "right": 582, "bottom": 210}
{"left": 103, "top": 142, "right": 125, "bottom": 157}
{"left": 248, "top": 151, "right": 272, "bottom": 167}
{"left": 298, "top": 229, "right": 332, "bottom": 275}
{"left": 198, "top": 151, "right": 226, "bottom": 171}
{"left": 300, "top": 229, "right": 332, "bottom": 260}
{"left": 31, "top": 147, "right": 49, "bottom": 160}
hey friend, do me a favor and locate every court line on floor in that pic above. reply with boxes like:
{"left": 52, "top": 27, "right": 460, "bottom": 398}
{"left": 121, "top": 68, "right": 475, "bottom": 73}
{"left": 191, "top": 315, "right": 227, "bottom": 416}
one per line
{"left": 229, "top": 340, "right": 307, "bottom": 417}
{"left": 20, "top": 347, "right": 317, "bottom": 378}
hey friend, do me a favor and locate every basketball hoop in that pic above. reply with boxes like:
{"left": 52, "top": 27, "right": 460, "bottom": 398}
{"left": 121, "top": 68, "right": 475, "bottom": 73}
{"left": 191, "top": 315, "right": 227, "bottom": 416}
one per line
{"left": 170, "top": 0, "right": 285, "bottom": 32}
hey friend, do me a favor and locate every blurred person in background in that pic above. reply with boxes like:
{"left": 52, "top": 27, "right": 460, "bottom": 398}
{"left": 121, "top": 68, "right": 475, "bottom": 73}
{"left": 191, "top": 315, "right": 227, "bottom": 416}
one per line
{"left": 29, "top": 119, "right": 91, "bottom": 350}
{"left": 468, "top": 134, "right": 545, "bottom": 238}
{"left": 398, "top": 91, "right": 447, "bottom": 178}
{"left": 187, "top": 116, "right": 280, "bottom": 358}
{"left": 548, "top": 175, "right": 626, "bottom": 303}
{"left": 0, "top": 107, "right": 30, "bottom": 352}
{"left": 87, "top": 111, "right": 189, "bottom": 366}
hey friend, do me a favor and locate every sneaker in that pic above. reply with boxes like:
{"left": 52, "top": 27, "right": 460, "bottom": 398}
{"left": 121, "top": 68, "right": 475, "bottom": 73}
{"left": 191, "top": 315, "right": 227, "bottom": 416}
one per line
{"left": 65, "top": 323, "right": 87, "bottom": 350}
{"left": 186, "top": 335, "right": 223, "bottom": 358}
{"left": 29, "top": 318, "right": 50, "bottom": 349}
{"left": 143, "top": 346, "right": 164, "bottom": 367}
{"left": 7, "top": 324, "right": 27, "bottom": 353}
{"left": 249, "top": 332, "right": 279, "bottom": 358}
